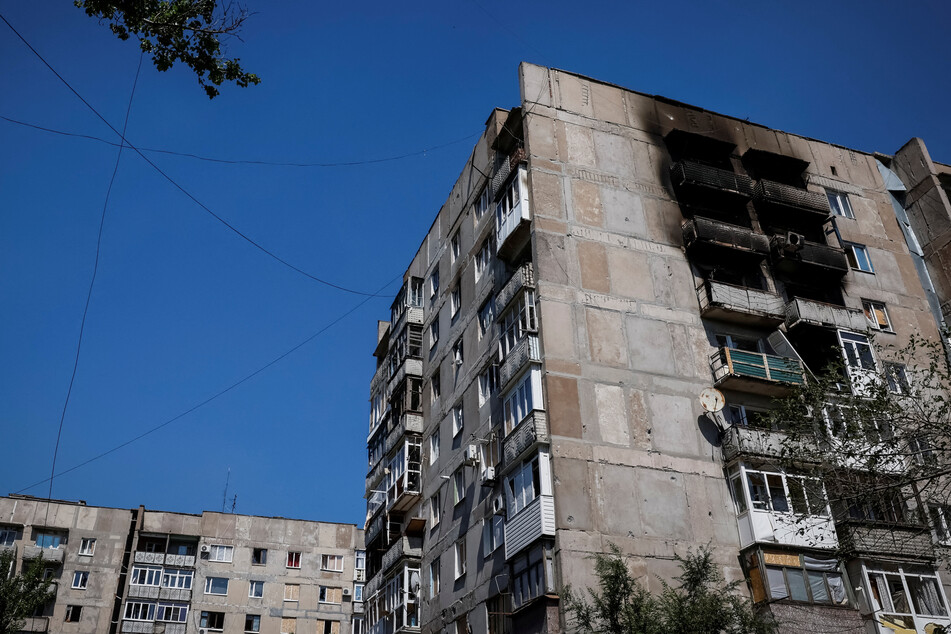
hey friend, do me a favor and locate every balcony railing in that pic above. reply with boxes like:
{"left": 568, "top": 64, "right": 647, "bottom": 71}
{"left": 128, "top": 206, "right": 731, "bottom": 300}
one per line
{"left": 121, "top": 621, "right": 154, "bottom": 634}
{"left": 836, "top": 519, "right": 935, "bottom": 560}
{"left": 364, "top": 568, "right": 382, "bottom": 600}
{"left": 23, "top": 545, "right": 64, "bottom": 563}
{"left": 711, "top": 348, "right": 805, "bottom": 396}
{"left": 20, "top": 617, "right": 48, "bottom": 632}
{"left": 502, "top": 411, "right": 548, "bottom": 472}
{"left": 753, "top": 180, "right": 832, "bottom": 218}
{"left": 365, "top": 510, "right": 384, "bottom": 545}
{"left": 133, "top": 551, "right": 165, "bottom": 565}
{"left": 682, "top": 217, "right": 769, "bottom": 255}
{"left": 670, "top": 161, "right": 754, "bottom": 200}
{"left": 720, "top": 425, "right": 821, "bottom": 464}
{"left": 499, "top": 335, "right": 540, "bottom": 390}
{"left": 491, "top": 146, "right": 527, "bottom": 201}
{"left": 784, "top": 297, "right": 866, "bottom": 331}
{"left": 496, "top": 262, "right": 535, "bottom": 315}
{"left": 387, "top": 358, "right": 423, "bottom": 396}
{"left": 770, "top": 236, "right": 849, "bottom": 275}
{"left": 503, "top": 495, "right": 555, "bottom": 560}
{"left": 381, "top": 536, "right": 423, "bottom": 574}
{"left": 384, "top": 413, "right": 424, "bottom": 457}
{"left": 697, "top": 280, "right": 785, "bottom": 326}
{"left": 128, "top": 585, "right": 160, "bottom": 599}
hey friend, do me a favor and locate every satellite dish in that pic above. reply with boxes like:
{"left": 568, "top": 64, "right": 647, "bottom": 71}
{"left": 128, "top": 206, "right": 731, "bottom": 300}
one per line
{"left": 410, "top": 571, "right": 421, "bottom": 595}
{"left": 699, "top": 387, "right": 725, "bottom": 413}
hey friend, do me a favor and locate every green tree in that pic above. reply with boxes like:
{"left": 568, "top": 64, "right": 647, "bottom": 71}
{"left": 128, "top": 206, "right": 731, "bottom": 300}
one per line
{"left": 75, "top": 0, "right": 260, "bottom": 98}
{"left": 0, "top": 550, "right": 57, "bottom": 634}
{"left": 564, "top": 544, "right": 776, "bottom": 634}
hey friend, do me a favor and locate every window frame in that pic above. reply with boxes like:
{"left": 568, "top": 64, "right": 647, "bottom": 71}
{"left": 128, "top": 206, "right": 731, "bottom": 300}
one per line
{"left": 845, "top": 242, "right": 874, "bottom": 273}
{"left": 865, "top": 564, "right": 950, "bottom": 619}
{"left": 71, "top": 570, "right": 89, "bottom": 589}
{"left": 201, "top": 611, "right": 226, "bottom": 631}
{"left": 130, "top": 565, "right": 162, "bottom": 587}
{"left": 430, "top": 491, "right": 441, "bottom": 527}
{"left": 862, "top": 300, "right": 893, "bottom": 332}
{"left": 454, "top": 540, "right": 467, "bottom": 579}
{"left": 78, "top": 538, "right": 96, "bottom": 556}
{"left": 124, "top": 601, "right": 156, "bottom": 622}
{"left": 429, "top": 429, "right": 440, "bottom": 465}
{"left": 826, "top": 189, "right": 855, "bottom": 219}
{"left": 65, "top": 605, "right": 82, "bottom": 623}
{"left": 286, "top": 551, "right": 301, "bottom": 569}
{"left": 284, "top": 583, "right": 300, "bottom": 602}
{"left": 321, "top": 554, "right": 344, "bottom": 572}
{"left": 251, "top": 548, "right": 267, "bottom": 565}
{"left": 318, "top": 585, "right": 342, "bottom": 604}
{"left": 429, "top": 320, "right": 440, "bottom": 349}
{"left": 483, "top": 515, "right": 504, "bottom": 557}
{"left": 249, "top": 580, "right": 264, "bottom": 598}
{"left": 452, "top": 403, "right": 464, "bottom": 437}
{"left": 204, "top": 576, "right": 229, "bottom": 596}
{"left": 450, "top": 285, "right": 461, "bottom": 318}
{"left": 162, "top": 568, "right": 193, "bottom": 589}
{"left": 244, "top": 614, "right": 261, "bottom": 633}
{"left": 453, "top": 469, "right": 465, "bottom": 506}
{"left": 208, "top": 544, "right": 234, "bottom": 563}
{"left": 430, "top": 557, "right": 440, "bottom": 597}
{"left": 430, "top": 270, "right": 439, "bottom": 300}
{"left": 155, "top": 602, "right": 188, "bottom": 623}
{"left": 475, "top": 238, "right": 492, "bottom": 281}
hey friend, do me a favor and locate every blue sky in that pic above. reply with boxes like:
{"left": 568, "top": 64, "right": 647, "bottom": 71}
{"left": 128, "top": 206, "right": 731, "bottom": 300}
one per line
{"left": 2, "top": 0, "right": 950, "bottom": 525}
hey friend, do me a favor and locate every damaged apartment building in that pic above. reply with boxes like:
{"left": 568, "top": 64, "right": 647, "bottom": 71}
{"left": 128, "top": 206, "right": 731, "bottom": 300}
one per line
{"left": 0, "top": 495, "right": 366, "bottom": 634}
{"left": 362, "top": 63, "right": 951, "bottom": 634}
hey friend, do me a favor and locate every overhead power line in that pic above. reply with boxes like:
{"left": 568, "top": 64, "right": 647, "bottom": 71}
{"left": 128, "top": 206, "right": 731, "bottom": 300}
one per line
{"left": 0, "top": 13, "right": 391, "bottom": 298}
{"left": 1, "top": 114, "right": 481, "bottom": 168}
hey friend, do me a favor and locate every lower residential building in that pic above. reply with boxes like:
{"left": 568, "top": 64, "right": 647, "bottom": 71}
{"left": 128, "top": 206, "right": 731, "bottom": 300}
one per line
{"left": 0, "top": 495, "right": 366, "bottom": 634}
{"left": 362, "top": 63, "right": 951, "bottom": 634}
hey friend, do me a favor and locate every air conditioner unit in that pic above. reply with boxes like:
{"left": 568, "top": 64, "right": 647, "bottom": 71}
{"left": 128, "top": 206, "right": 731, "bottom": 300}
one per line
{"left": 200, "top": 544, "right": 210, "bottom": 553}
{"left": 492, "top": 495, "right": 505, "bottom": 515}
{"left": 481, "top": 467, "right": 496, "bottom": 484}
{"left": 784, "top": 231, "right": 804, "bottom": 253}
{"left": 342, "top": 588, "right": 352, "bottom": 597}
{"left": 463, "top": 445, "right": 480, "bottom": 466}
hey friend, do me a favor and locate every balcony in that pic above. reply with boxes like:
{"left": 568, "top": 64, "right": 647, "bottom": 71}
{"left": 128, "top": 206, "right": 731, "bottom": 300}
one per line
{"left": 391, "top": 306, "right": 424, "bottom": 341}
{"left": 784, "top": 297, "right": 866, "bottom": 331}
{"left": 364, "top": 568, "right": 382, "bottom": 600}
{"left": 682, "top": 217, "right": 769, "bottom": 259}
{"left": 504, "top": 495, "right": 555, "bottom": 560}
{"left": 387, "top": 358, "right": 423, "bottom": 396}
{"left": 670, "top": 160, "right": 753, "bottom": 204}
{"left": 128, "top": 585, "right": 160, "bottom": 599}
{"left": 499, "top": 335, "right": 540, "bottom": 391}
{"left": 133, "top": 551, "right": 165, "bottom": 565}
{"left": 491, "top": 146, "right": 527, "bottom": 201}
{"left": 381, "top": 536, "right": 423, "bottom": 574}
{"left": 384, "top": 413, "right": 424, "bottom": 457}
{"left": 720, "top": 425, "right": 821, "bottom": 464}
{"left": 735, "top": 508, "right": 838, "bottom": 550}
{"left": 770, "top": 236, "right": 849, "bottom": 276}
{"left": 121, "top": 621, "right": 154, "bottom": 634}
{"left": 752, "top": 180, "right": 832, "bottom": 219}
{"left": 496, "top": 167, "right": 531, "bottom": 261}
{"left": 164, "top": 554, "right": 194, "bottom": 567}
{"left": 503, "top": 411, "right": 548, "bottom": 473}
{"left": 365, "top": 509, "right": 385, "bottom": 545}
{"left": 697, "top": 280, "right": 785, "bottom": 326}
{"left": 711, "top": 348, "right": 805, "bottom": 396}
{"left": 23, "top": 545, "right": 64, "bottom": 563}
{"left": 496, "top": 262, "right": 535, "bottom": 315}
{"left": 836, "top": 519, "right": 935, "bottom": 560}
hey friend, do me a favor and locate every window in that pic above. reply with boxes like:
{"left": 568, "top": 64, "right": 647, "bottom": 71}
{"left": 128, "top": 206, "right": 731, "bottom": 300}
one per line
{"left": 453, "top": 469, "right": 465, "bottom": 505}
{"left": 450, "top": 285, "right": 461, "bottom": 318}
{"left": 249, "top": 580, "right": 264, "bottom": 598}
{"left": 429, "top": 557, "right": 440, "bottom": 597}
{"left": 740, "top": 468, "right": 830, "bottom": 516}
{"left": 78, "top": 538, "right": 95, "bottom": 556}
{"left": 452, "top": 339, "right": 464, "bottom": 367}
{"left": 454, "top": 540, "right": 467, "bottom": 579}
{"left": 826, "top": 190, "right": 855, "bottom": 219}
{"left": 280, "top": 617, "right": 296, "bottom": 634}
{"left": 840, "top": 331, "right": 876, "bottom": 371}
{"left": 726, "top": 404, "right": 771, "bottom": 429}
{"left": 929, "top": 505, "right": 951, "bottom": 544}
{"left": 475, "top": 239, "right": 493, "bottom": 281}
{"left": 430, "top": 492, "right": 441, "bottom": 527}
{"left": 715, "top": 333, "right": 761, "bottom": 352}
{"left": 862, "top": 300, "right": 892, "bottom": 332}
{"left": 451, "top": 231, "right": 461, "bottom": 263}
{"left": 506, "top": 455, "right": 542, "bottom": 516}
{"left": 245, "top": 615, "right": 261, "bottom": 633}
{"left": 747, "top": 550, "right": 848, "bottom": 605}
{"left": 479, "top": 437, "right": 501, "bottom": 476}
{"left": 202, "top": 611, "right": 225, "bottom": 631}
{"left": 65, "top": 605, "right": 82, "bottom": 623}
{"left": 455, "top": 617, "right": 470, "bottom": 634}
{"left": 252, "top": 548, "right": 267, "bottom": 565}
{"left": 431, "top": 370, "right": 441, "bottom": 402}
{"left": 0, "top": 527, "right": 17, "bottom": 547}
{"left": 317, "top": 621, "right": 341, "bottom": 634}
{"left": 452, "top": 403, "right": 464, "bottom": 437}
{"left": 845, "top": 243, "right": 874, "bottom": 272}
{"left": 483, "top": 515, "right": 504, "bottom": 557}
{"left": 847, "top": 488, "right": 907, "bottom": 523}
{"left": 867, "top": 565, "right": 949, "bottom": 618}
{"left": 885, "top": 362, "right": 910, "bottom": 394}
{"left": 208, "top": 544, "right": 233, "bottom": 562}
{"left": 475, "top": 187, "right": 490, "bottom": 220}
{"left": 156, "top": 602, "right": 188, "bottom": 623}
{"left": 286, "top": 551, "right": 301, "bottom": 568}
{"left": 355, "top": 550, "right": 366, "bottom": 571}
{"left": 35, "top": 531, "right": 63, "bottom": 549}
{"left": 430, "top": 320, "right": 440, "bottom": 349}
{"left": 319, "top": 586, "right": 343, "bottom": 604}
{"left": 162, "top": 568, "right": 192, "bottom": 589}
{"left": 479, "top": 365, "right": 498, "bottom": 406}
{"left": 487, "top": 594, "right": 513, "bottom": 634}
{"left": 204, "top": 577, "right": 229, "bottom": 595}
{"left": 71, "top": 571, "right": 89, "bottom": 589}
{"left": 510, "top": 543, "right": 554, "bottom": 609}
{"left": 354, "top": 583, "right": 364, "bottom": 601}
{"left": 124, "top": 602, "right": 156, "bottom": 622}
{"left": 284, "top": 583, "right": 300, "bottom": 602}
{"left": 430, "top": 270, "right": 440, "bottom": 299}
{"left": 502, "top": 368, "right": 541, "bottom": 436}
{"left": 130, "top": 565, "right": 161, "bottom": 586}
{"left": 498, "top": 291, "right": 537, "bottom": 361}
{"left": 478, "top": 298, "right": 494, "bottom": 338}
{"left": 429, "top": 429, "right": 440, "bottom": 465}
{"left": 321, "top": 554, "right": 344, "bottom": 572}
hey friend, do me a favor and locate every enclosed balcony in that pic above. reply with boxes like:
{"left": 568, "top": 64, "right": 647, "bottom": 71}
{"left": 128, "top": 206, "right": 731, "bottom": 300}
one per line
{"left": 711, "top": 348, "right": 805, "bottom": 396}
{"left": 504, "top": 495, "right": 555, "bottom": 560}
{"left": 496, "top": 166, "right": 531, "bottom": 261}
{"left": 385, "top": 438, "right": 422, "bottom": 513}
{"left": 784, "top": 297, "right": 866, "bottom": 331}
{"left": 682, "top": 217, "right": 769, "bottom": 260}
{"left": 502, "top": 411, "right": 549, "bottom": 473}
{"left": 499, "top": 335, "right": 540, "bottom": 390}
{"left": 753, "top": 180, "right": 832, "bottom": 219}
{"left": 836, "top": 520, "right": 935, "bottom": 560}
{"left": 697, "top": 280, "right": 785, "bottom": 326}
{"left": 496, "top": 261, "right": 535, "bottom": 315}
{"left": 670, "top": 160, "right": 753, "bottom": 206}
{"left": 770, "top": 235, "right": 849, "bottom": 277}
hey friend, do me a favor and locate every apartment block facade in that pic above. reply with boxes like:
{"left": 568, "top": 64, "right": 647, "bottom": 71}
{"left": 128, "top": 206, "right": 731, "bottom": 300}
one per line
{"left": 0, "top": 495, "right": 366, "bottom": 634}
{"left": 362, "top": 63, "right": 951, "bottom": 634}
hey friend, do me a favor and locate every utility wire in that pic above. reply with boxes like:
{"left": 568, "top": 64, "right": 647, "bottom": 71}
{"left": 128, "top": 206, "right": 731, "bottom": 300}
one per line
{"left": 45, "top": 50, "right": 144, "bottom": 521}
{"left": 16, "top": 272, "right": 403, "bottom": 495}
{"left": 0, "top": 12, "right": 389, "bottom": 298}
{"left": 1, "top": 114, "right": 481, "bottom": 168}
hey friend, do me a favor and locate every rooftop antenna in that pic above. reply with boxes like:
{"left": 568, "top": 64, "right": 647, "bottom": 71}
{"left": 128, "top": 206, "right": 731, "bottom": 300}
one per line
{"left": 221, "top": 468, "right": 230, "bottom": 513}
{"left": 230, "top": 494, "right": 237, "bottom": 514}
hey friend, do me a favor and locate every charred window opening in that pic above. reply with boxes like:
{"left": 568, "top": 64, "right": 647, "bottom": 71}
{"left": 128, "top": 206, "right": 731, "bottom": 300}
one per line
{"left": 742, "top": 149, "right": 809, "bottom": 188}
{"left": 666, "top": 130, "right": 752, "bottom": 226}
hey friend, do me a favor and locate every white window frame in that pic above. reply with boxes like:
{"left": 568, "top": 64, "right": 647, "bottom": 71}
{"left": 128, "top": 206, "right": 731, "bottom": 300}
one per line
{"left": 738, "top": 468, "right": 831, "bottom": 517}
{"left": 321, "top": 554, "right": 344, "bottom": 572}
{"left": 864, "top": 564, "right": 950, "bottom": 619}
{"left": 287, "top": 551, "right": 301, "bottom": 569}
{"left": 162, "top": 568, "right": 193, "bottom": 589}
{"left": 482, "top": 515, "right": 504, "bottom": 557}
{"left": 498, "top": 291, "right": 537, "bottom": 361}
{"left": 478, "top": 298, "right": 494, "bottom": 338}
{"left": 845, "top": 243, "right": 874, "bottom": 272}
{"left": 208, "top": 544, "right": 233, "bottom": 563}
{"left": 454, "top": 540, "right": 467, "bottom": 579}
{"left": 430, "top": 270, "right": 439, "bottom": 299}
{"left": 452, "top": 339, "right": 464, "bottom": 367}
{"left": 318, "top": 585, "right": 342, "bottom": 604}
{"left": 204, "top": 577, "right": 229, "bottom": 596}
{"left": 502, "top": 367, "right": 542, "bottom": 436}
{"left": 78, "top": 537, "right": 96, "bottom": 556}
{"left": 429, "top": 557, "right": 440, "bottom": 597}
{"left": 354, "top": 583, "right": 364, "bottom": 601}
{"left": 155, "top": 602, "right": 188, "bottom": 623}
{"left": 475, "top": 187, "right": 490, "bottom": 220}
{"left": 0, "top": 528, "right": 16, "bottom": 547}
{"left": 429, "top": 429, "right": 440, "bottom": 465}
{"left": 475, "top": 238, "right": 492, "bottom": 281}
{"left": 429, "top": 320, "right": 439, "bottom": 349}
{"left": 71, "top": 570, "right": 89, "bottom": 589}
{"left": 450, "top": 285, "right": 461, "bottom": 317}
{"left": 453, "top": 469, "right": 465, "bottom": 506}
{"left": 431, "top": 370, "right": 441, "bottom": 403}
{"left": 35, "top": 531, "right": 63, "bottom": 549}
{"left": 452, "top": 403, "right": 464, "bottom": 437}
{"left": 355, "top": 550, "right": 366, "bottom": 571}
{"left": 249, "top": 580, "right": 264, "bottom": 598}
{"left": 430, "top": 491, "right": 441, "bottom": 527}
{"left": 862, "top": 300, "right": 892, "bottom": 332}
{"left": 131, "top": 565, "right": 162, "bottom": 587}
{"left": 826, "top": 189, "right": 855, "bottom": 219}
{"left": 124, "top": 601, "right": 156, "bottom": 622}
{"left": 450, "top": 231, "right": 460, "bottom": 264}
{"left": 479, "top": 365, "right": 498, "bottom": 406}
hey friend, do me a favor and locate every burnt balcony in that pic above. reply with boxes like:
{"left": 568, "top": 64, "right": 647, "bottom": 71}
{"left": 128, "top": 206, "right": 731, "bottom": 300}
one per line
{"left": 502, "top": 411, "right": 549, "bottom": 473}
{"left": 387, "top": 357, "right": 423, "bottom": 396}
{"left": 670, "top": 160, "right": 753, "bottom": 206}
{"left": 753, "top": 180, "right": 832, "bottom": 219}
{"left": 770, "top": 235, "right": 849, "bottom": 277}
{"left": 711, "top": 348, "right": 806, "bottom": 396}
{"left": 682, "top": 217, "right": 769, "bottom": 260}
{"left": 697, "top": 280, "right": 785, "bottom": 326}
{"left": 381, "top": 536, "right": 423, "bottom": 574}
{"left": 720, "top": 425, "right": 821, "bottom": 464}
{"left": 491, "top": 146, "right": 527, "bottom": 201}
{"left": 384, "top": 413, "right": 424, "bottom": 457}
{"left": 499, "top": 335, "right": 540, "bottom": 390}
{"left": 784, "top": 297, "right": 866, "bottom": 331}
{"left": 836, "top": 519, "right": 935, "bottom": 560}
{"left": 496, "top": 262, "right": 535, "bottom": 315}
